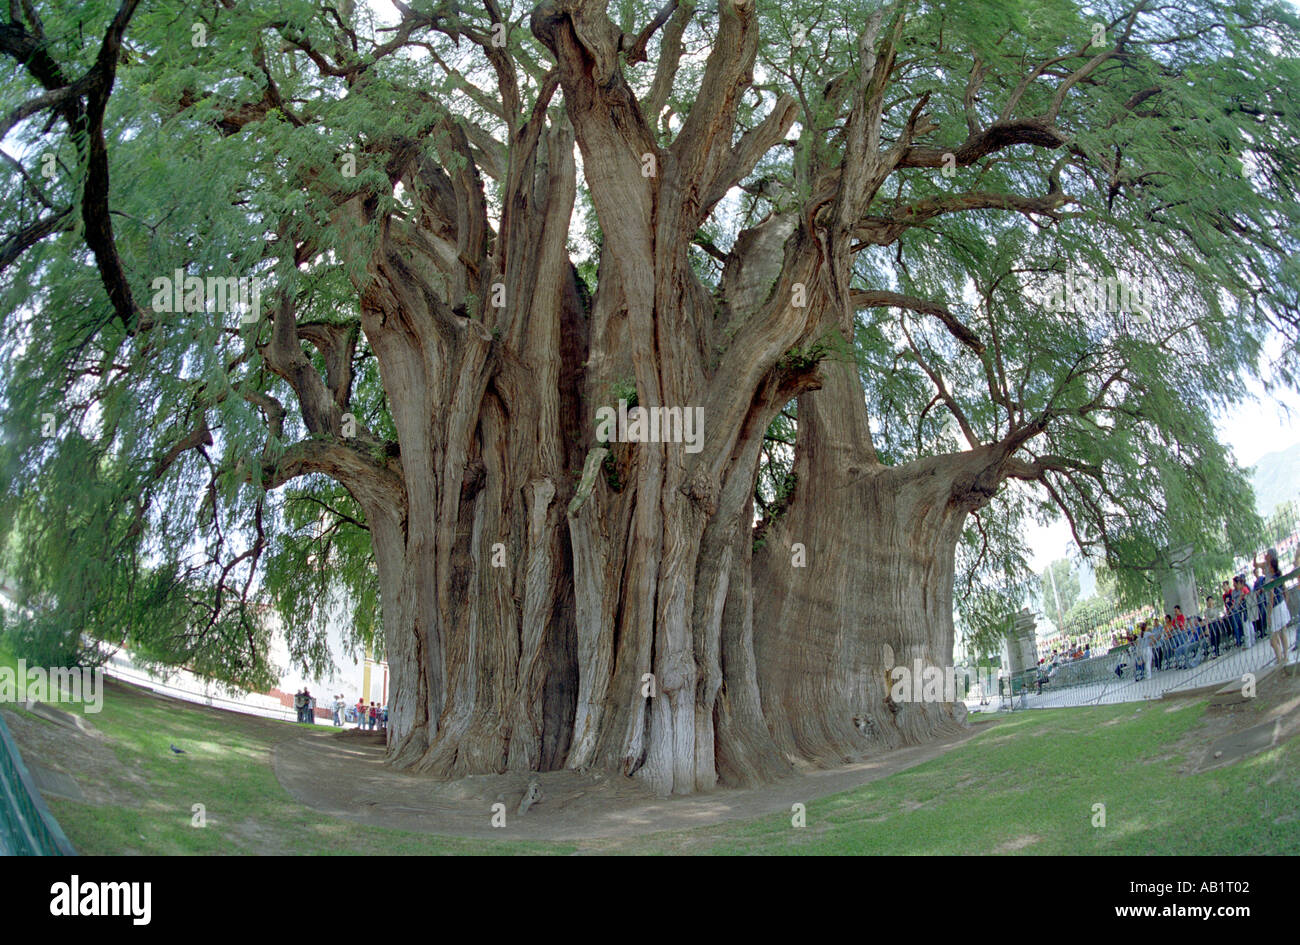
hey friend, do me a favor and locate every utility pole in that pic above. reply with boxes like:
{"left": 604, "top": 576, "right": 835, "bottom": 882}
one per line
{"left": 1048, "top": 561, "right": 1065, "bottom": 640}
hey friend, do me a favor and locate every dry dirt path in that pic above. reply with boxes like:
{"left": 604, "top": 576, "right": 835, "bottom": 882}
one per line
{"left": 272, "top": 725, "right": 986, "bottom": 841}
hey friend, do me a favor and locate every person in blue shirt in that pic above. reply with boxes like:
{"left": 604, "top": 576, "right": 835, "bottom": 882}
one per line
{"left": 1247, "top": 565, "right": 1267, "bottom": 647}
{"left": 1173, "top": 619, "right": 1204, "bottom": 668}
{"left": 1204, "top": 595, "right": 1223, "bottom": 657}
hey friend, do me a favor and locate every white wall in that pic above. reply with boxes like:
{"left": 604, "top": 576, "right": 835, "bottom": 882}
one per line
{"left": 264, "top": 592, "right": 388, "bottom": 708}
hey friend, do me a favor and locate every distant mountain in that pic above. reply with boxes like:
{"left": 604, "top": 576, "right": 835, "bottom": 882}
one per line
{"left": 1250, "top": 441, "right": 1300, "bottom": 517}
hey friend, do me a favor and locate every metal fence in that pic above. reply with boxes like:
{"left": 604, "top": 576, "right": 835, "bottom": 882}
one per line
{"left": 100, "top": 650, "right": 304, "bottom": 723}
{"left": 998, "top": 565, "right": 1300, "bottom": 710}
{"left": 0, "top": 709, "right": 76, "bottom": 855}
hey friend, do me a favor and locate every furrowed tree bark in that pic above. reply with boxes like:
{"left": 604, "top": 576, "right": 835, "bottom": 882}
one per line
{"left": 253, "top": 1, "right": 1050, "bottom": 797}
{"left": 531, "top": 0, "right": 822, "bottom": 794}
{"left": 286, "top": 2, "right": 983, "bottom": 794}
{"left": 339, "top": 106, "right": 586, "bottom": 777}
{"left": 753, "top": 359, "right": 977, "bottom": 767}
{"left": 311, "top": 0, "right": 813, "bottom": 792}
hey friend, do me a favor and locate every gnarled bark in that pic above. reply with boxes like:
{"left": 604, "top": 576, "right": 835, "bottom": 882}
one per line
{"left": 264, "top": 2, "right": 1024, "bottom": 795}
{"left": 753, "top": 360, "right": 977, "bottom": 768}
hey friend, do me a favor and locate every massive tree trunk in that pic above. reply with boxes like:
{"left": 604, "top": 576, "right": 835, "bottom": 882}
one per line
{"left": 340, "top": 112, "right": 589, "bottom": 777}
{"left": 320, "top": 0, "right": 825, "bottom": 796}
{"left": 318, "top": 1, "right": 969, "bottom": 796}
{"left": 753, "top": 360, "right": 980, "bottom": 768}
{"left": 528, "top": 0, "right": 816, "bottom": 795}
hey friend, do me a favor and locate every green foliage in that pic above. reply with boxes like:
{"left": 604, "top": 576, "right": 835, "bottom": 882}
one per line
{"left": 754, "top": 403, "right": 797, "bottom": 524}
{"left": 821, "top": 0, "right": 1298, "bottom": 612}
{"left": 260, "top": 485, "right": 381, "bottom": 679}
{"left": 609, "top": 377, "right": 639, "bottom": 409}
{"left": 953, "top": 490, "right": 1035, "bottom": 654}
{"left": 1061, "top": 594, "right": 1121, "bottom": 641}
{"left": 778, "top": 335, "right": 841, "bottom": 373}
{"left": 602, "top": 450, "right": 625, "bottom": 492}
{"left": 1262, "top": 499, "right": 1300, "bottom": 550}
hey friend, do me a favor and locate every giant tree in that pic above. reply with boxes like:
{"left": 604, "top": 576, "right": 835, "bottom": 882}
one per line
{"left": 1, "top": 0, "right": 1296, "bottom": 794}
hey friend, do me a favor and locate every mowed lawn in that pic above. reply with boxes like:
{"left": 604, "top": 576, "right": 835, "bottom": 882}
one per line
{"left": 603, "top": 703, "right": 1300, "bottom": 855}
{"left": 3, "top": 644, "right": 1298, "bottom": 855}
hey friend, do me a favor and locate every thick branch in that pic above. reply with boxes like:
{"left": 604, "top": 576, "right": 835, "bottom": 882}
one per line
{"left": 851, "top": 289, "right": 985, "bottom": 355}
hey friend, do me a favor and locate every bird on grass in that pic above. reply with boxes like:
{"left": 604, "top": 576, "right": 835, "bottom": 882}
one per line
{"left": 170, "top": 744, "right": 186, "bottom": 754}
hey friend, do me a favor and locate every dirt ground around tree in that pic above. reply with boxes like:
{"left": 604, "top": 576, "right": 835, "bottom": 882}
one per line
{"left": 272, "top": 725, "right": 983, "bottom": 841}
{"left": 273, "top": 665, "right": 1300, "bottom": 842}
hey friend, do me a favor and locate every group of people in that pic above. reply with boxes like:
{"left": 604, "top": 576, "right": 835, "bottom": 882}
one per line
{"left": 350, "top": 697, "right": 386, "bottom": 732}
{"left": 1032, "top": 643, "right": 1089, "bottom": 690}
{"left": 1050, "top": 642, "right": 1092, "bottom": 663}
{"left": 294, "top": 688, "right": 386, "bottom": 732}
{"left": 293, "top": 688, "right": 316, "bottom": 724}
{"left": 1115, "top": 548, "right": 1295, "bottom": 680}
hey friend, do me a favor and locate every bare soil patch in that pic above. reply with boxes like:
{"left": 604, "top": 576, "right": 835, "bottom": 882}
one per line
{"left": 0, "top": 705, "right": 143, "bottom": 806}
{"left": 1162, "top": 664, "right": 1300, "bottom": 774}
{"left": 993, "top": 834, "right": 1042, "bottom": 853}
{"left": 273, "top": 725, "right": 984, "bottom": 841}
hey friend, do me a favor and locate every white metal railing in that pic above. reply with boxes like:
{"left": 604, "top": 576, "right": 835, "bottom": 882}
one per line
{"left": 100, "top": 651, "right": 303, "bottom": 723}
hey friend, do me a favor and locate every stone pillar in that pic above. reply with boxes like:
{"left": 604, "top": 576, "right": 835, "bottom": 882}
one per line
{"left": 1002, "top": 608, "right": 1039, "bottom": 677}
{"left": 361, "top": 644, "right": 373, "bottom": 704}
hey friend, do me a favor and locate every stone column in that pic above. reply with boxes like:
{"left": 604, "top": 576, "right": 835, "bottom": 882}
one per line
{"left": 1002, "top": 608, "right": 1039, "bottom": 677}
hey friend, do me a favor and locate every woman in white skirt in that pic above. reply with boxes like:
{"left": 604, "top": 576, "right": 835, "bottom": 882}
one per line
{"left": 1260, "top": 548, "right": 1291, "bottom": 665}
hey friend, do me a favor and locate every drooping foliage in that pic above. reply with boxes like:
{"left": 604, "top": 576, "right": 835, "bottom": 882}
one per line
{"left": 1, "top": 0, "right": 1298, "bottom": 787}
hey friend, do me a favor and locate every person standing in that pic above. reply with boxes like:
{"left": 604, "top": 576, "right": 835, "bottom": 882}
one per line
{"left": 332, "top": 694, "right": 345, "bottom": 727}
{"left": 1259, "top": 549, "right": 1291, "bottom": 665}
{"left": 1158, "top": 617, "right": 1171, "bottom": 670}
{"left": 368, "top": 701, "right": 378, "bottom": 731}
{"left": 1252, "top": 565, "right": 1269, "bottom": 648}
{"left": 1232, "top": 576, "right": 1250, "bottom": 647}
{"left": 1205, "top": 594, "right": 1223, "bottom": 657}
{"left": 1137, "top": 622, "right": 1153, "bottom": 680}
{"left": 1290, "top": 547, "right": 1300, "bottom": 652}
{"left": 1220, "top": 579, "right": 1234, "bottom": 649}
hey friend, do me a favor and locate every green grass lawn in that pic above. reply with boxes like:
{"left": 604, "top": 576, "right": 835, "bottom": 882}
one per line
{"left": 4, "top": 642, "right": 1298, "bottom": 854}
{"left": 0, "top": 643, "right": 565, "bottom": 855}
{"left": 586, "top": 701, "right": 1300, "bottom": 854}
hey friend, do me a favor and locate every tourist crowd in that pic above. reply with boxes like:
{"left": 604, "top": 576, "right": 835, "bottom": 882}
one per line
{"left": 292, "top": 688, "right": 388, "bottom": 732}
{"left": 1036, "top": 547, "right": 1298, "bottom": 684}
{"left": 346, "top": 696, "right": 388, "bottom": 732}
{"left": 1111, "top": 548, "right": 1295, "bottom": 680}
